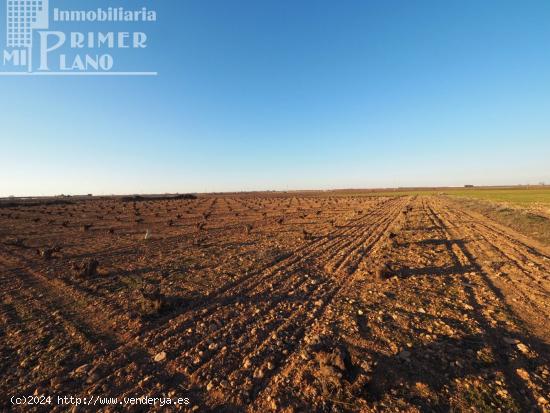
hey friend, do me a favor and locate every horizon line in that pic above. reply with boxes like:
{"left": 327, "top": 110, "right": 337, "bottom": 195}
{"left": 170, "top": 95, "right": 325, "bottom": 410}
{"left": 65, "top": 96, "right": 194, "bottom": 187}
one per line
{"left": 2, "top": 184, "right": 549, "bottom": 199}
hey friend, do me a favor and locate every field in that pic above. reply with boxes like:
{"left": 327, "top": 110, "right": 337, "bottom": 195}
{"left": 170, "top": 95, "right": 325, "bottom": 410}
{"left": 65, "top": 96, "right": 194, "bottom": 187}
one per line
{"left": 364, "top": 187, "right": 550, "bottom": 246}
{"left": 445, "top": 188, "right": 550, "bottom": 206}
{"left": 0, "top": 194, "right": 549, "bottom": 412}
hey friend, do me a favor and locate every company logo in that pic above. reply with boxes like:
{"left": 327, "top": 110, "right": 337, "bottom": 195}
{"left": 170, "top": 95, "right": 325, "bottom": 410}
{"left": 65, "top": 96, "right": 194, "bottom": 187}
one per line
{"left": 2, "top": 0, "right": 157, "bottom": 76}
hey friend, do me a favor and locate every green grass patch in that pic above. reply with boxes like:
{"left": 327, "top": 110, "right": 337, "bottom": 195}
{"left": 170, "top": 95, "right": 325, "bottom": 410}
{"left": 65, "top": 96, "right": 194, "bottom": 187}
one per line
{"left": 444, "top": 188, "right": 550, "bottom": 206}
{"left": 452, "top": 197, "right": 550, "bottom": 246}
{"left": 351, "top": 187, "right": 550, "bottom": 207}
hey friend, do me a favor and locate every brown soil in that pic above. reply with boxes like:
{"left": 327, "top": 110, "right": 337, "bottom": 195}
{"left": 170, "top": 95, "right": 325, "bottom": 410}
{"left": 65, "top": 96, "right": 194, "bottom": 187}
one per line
{"left": 448, "top": 197, "right": 550, "bottom": 246}
{"left": 0, "top": 195, "right": 548, "bottom": 412}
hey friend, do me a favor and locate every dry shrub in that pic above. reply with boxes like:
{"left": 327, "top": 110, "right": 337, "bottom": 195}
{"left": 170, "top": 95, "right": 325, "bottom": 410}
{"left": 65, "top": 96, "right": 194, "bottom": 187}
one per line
{"left": 71, "top": 259, "right": 99, "bottom": 277}
{"left": 138, "top": 284, "right": 167, "bottom": 315}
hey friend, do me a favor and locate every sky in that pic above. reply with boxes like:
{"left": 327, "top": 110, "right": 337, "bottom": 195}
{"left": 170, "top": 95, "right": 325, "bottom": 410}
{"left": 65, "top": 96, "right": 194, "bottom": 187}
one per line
{"left": 1, "top": 0, "right": 550, "bottom": 196}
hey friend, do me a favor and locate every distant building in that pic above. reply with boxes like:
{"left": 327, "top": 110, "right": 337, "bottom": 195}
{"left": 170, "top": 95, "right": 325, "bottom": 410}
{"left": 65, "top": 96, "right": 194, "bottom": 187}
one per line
{"left": 464, "top": 185, "right": 474, "bottom": 188}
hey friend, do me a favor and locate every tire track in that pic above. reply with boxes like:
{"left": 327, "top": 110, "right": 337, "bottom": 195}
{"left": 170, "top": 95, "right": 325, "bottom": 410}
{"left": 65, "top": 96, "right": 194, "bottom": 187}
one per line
{"left": 425, "top": 198, "right": 547, "bottom": 409}
{"left": 247, "top": 197, "right": 410, "bottom": 410}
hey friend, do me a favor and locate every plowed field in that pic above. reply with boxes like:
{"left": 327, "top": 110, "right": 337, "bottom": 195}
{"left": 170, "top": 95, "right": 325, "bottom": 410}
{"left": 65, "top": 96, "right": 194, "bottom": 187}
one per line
{"left": 1, "top": 195, "right": 549, "bottom": 412}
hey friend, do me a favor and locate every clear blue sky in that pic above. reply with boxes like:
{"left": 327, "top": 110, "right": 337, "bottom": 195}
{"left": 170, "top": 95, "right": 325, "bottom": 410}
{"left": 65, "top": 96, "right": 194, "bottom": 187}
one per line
{"left": 1, "top": 0, "right": 550, "bottom": 196}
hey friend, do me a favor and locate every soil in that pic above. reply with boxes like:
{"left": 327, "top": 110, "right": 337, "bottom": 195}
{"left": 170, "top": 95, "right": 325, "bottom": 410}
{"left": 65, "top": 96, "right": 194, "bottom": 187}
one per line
{"left": 0, "top": 194, "right": 549, "bottom": 412}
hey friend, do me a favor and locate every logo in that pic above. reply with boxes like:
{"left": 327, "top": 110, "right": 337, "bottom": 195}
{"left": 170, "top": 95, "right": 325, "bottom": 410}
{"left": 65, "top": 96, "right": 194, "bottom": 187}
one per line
{"left": 2, "top": 0, "right": 157, "bottom": 76}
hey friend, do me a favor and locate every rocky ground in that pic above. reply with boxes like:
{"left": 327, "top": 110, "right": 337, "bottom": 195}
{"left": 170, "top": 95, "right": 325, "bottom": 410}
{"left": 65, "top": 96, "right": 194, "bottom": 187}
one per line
{"left": 0, "top": 194, "right": 549, "bottom": 412}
